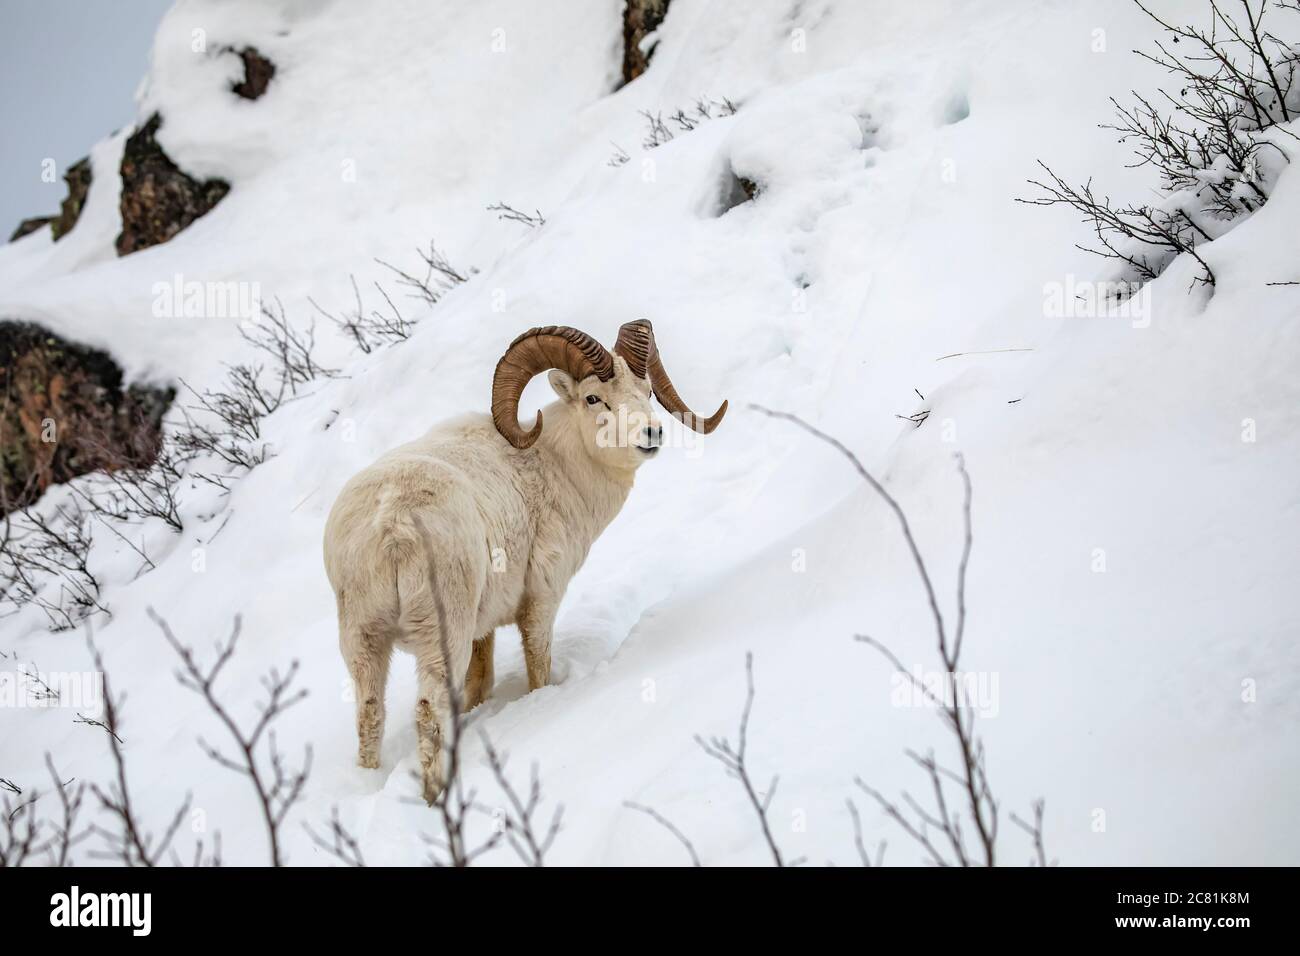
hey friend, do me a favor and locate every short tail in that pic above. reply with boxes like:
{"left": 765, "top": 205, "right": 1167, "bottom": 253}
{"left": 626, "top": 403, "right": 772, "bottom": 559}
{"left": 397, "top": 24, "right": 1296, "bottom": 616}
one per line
{"left": 383, "top": 509, "right": 447, "bottom": 633}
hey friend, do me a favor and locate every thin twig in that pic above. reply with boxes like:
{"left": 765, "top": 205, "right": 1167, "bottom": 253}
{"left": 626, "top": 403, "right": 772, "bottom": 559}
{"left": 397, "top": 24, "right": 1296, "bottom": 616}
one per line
{"left": 623, "top": 801, "right": 703, "bottom": 866}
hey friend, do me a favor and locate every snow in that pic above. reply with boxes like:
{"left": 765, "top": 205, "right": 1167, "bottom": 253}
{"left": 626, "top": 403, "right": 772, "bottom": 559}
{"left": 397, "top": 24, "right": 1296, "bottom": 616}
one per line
{"left": 1, "top": 0, "right": 1297, "bottom": 865}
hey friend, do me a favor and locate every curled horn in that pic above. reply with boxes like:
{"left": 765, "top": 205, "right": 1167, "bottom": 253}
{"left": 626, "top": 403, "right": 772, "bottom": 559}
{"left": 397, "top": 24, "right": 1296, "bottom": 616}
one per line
{"left": 492, "top": 326, "right": 615, "bottom": 448}
{"left": 614, "top": 319, "right": 728, "bottom": 434}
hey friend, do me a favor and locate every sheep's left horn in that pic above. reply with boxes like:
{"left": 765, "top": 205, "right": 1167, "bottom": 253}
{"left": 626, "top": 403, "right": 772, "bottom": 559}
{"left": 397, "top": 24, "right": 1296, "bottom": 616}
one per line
{"left": 492, "top": 325, "right": 615, "bottom": 448}
{"left": 614, "top": 319, "right": 728, "bottom": 434}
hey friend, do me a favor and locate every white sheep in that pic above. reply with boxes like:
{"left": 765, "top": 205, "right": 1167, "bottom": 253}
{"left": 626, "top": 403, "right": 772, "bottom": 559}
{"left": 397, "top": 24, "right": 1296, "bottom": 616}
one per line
{"left": 322, "top": 321, "right": 727, "bottom": 802}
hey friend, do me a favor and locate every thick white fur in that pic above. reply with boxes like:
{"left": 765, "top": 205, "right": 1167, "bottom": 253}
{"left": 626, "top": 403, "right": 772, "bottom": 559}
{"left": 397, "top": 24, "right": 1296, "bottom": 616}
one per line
{"left": 323, "top": 357, "right": 660, "bottom": 802}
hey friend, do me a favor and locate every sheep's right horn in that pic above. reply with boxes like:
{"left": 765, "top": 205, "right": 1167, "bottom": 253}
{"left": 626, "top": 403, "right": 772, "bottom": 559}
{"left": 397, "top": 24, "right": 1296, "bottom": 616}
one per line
{"left": 614, "top": 319, "right": 728, "bottom": 434}
{"left": 492, "top": 326, "right": 614, "bottom": 448}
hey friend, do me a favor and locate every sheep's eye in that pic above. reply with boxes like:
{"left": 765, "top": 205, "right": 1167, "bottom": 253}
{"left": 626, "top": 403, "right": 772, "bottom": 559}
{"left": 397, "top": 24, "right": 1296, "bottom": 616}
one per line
{"left": 585, "top": 394, "right": 600, "bottom": 405}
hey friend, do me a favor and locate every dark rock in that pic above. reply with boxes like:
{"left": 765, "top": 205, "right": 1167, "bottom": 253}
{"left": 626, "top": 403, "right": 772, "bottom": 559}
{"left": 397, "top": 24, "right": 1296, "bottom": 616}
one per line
{"left": 714, "top": 169, "right": 759, "bottom": 216}
{"left": 8, "top": 156, "right": 94, "bottom": 243}
{"left": 621, "top": 0, "right": 671, "bottom": 86}
{"left": 51, "top": 157, "right": 93, "bottom": 240}
{"left": 9, "top": 216, "right": 53, "bottom": 243}
{"left": 0, "top": 321, "right": 173, "bottom": 515}
{"left": 230, "top": 46, "right": 275, "bottom": 100}
{"left": 115, "top": 113, "right": 230, "bottom": 257}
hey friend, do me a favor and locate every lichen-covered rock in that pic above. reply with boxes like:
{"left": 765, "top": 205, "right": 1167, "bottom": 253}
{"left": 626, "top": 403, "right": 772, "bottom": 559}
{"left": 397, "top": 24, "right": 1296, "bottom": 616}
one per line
{"left": 0, "top": 321, "right": 173, "bottom": 515}
{"left": 621, "top": 0, "right": 671, "bottom": 86}
{"left": 50, "top": 157, "right": 93, "bottom": 241}
{"left": 115, "top": 113, "right": 230, "bottom": 257}
{"left": 230, "top": 46, "right": 276, "bottom": 100}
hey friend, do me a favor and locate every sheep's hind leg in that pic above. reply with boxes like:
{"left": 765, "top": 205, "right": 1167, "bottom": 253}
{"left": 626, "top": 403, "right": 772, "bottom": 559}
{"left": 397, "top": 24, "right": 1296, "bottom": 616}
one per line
{"left": 412, "top": 624, "right": 472, "bottom": 805}
{"left": 414, "top": 653, "right": 456, "bottom": 804}
{"left": 464, "top": 632, "right": 495, "bottom": 710}
{"left": 342, "top": 627, "right": 391, "bottom": 770}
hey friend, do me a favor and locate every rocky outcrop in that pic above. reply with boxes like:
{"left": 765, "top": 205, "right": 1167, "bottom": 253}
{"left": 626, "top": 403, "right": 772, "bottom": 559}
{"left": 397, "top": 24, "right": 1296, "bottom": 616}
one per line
{"left": 51, "top": 157, "right": 93, "bottom": 241}
{"left": 621, "top": 0, "right": 671, "bottom": 86}
{"left": 115, "top": 113, "right": 230, "bottom": 257}
{"left": 229, "top": 46, "right": 275, "bottom": 100}
{"left": 8, "top": 156, "right": 93, "bottom": 244}
{"left": 9, "top": 217, "right": 53, "bottom": 243}
{"left": 0, "top": 321, "right": 173, "bottom": 515}
{"left": 14, "top": 43, "right": 271, "bottom": 251}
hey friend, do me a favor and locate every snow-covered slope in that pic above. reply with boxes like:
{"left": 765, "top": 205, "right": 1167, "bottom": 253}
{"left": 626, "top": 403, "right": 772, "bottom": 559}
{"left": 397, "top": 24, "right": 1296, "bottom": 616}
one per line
{"left": 2, "top": 0, "right": 1297, "bottom": 865}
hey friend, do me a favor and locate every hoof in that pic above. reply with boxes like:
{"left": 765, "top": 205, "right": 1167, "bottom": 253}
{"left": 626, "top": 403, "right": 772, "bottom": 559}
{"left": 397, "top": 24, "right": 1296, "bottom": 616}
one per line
{"left": 421, "top": 767, "right": 444, "bottom": 805}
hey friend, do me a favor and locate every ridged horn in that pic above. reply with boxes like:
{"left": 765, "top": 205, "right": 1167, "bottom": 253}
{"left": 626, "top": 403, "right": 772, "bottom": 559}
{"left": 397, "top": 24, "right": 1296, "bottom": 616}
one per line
{"left": 491, "top": 326, "right": 615, "bottom": 448}
{"left": 614, "top": 319, "right": 728, "bottom": 434}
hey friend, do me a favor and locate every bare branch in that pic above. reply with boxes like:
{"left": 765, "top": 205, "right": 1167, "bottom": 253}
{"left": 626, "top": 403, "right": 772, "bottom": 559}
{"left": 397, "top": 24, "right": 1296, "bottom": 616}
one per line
{"left": 149, "top": 608, "right": 311, "bottom": 866}
{"left": 1010, "top": 799, "right": 1054, "bottom": 867}
{"left": 845, "top": 799, "right": 886, "bottom": 867}
{"left": 41, "top": 755, "right": 90, "bottom": 867}
{"left": 758, "top": 406, "right": 1049, "bottom": 867}
{"left": 486, "top": 202, "right": 545, "bottom": 228}
{"left": 694, "top": 652, "right": 791, "bottom": 866}
{"left": 623, "top": 801, "right": 703, "bottom": 866}
{"left": 303, "top": 807, "right": 366, "bottom": 867}
{"left": 83, "top": 618, "right": 190, "bottom": 867}
{"left": 375, "top": 241, "right": 469, "bottom": 308}
{"left": 479, "top": 736, "right": 563, "bottom": 867}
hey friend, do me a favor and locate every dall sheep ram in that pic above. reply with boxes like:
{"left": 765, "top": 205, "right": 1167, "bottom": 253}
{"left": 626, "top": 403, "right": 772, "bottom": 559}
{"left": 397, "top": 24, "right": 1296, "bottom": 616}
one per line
{"left": 323, "top": 321, "right": 727, "bottom": 802}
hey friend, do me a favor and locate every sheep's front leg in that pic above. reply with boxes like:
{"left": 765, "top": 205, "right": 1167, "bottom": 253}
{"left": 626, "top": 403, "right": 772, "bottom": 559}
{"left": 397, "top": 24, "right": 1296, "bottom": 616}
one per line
{"left": 519, "top": 601, "right": 557, "bottom": 692}
{"left": 464, "top": 632, "right": 495, "bottom": 710}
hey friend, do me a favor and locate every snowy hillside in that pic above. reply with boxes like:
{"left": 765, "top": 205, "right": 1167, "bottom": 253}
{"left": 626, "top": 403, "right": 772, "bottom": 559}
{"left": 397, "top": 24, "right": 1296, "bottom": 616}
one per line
{"left": 2, "top": 0, "right": 1298, "bottom": 866}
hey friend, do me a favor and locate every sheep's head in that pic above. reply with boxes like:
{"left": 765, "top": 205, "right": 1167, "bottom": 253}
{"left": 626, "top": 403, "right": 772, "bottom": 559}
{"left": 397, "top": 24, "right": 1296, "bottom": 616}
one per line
{"left": 491, "top": 321, "right": 728, "bottom": 470}
{"left": 547, "top": 354, "right": 661, "bottom": 470}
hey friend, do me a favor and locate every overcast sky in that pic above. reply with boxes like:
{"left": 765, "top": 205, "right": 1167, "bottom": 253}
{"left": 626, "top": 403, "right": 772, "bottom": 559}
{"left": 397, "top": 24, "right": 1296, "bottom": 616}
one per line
{"left": 0, "top": 0, "right": 173, "bottom": 231}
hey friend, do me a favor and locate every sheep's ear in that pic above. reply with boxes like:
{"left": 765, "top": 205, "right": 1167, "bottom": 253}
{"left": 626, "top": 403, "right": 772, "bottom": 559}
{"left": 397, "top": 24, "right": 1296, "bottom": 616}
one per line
{"left": 548, "top": 369, "right": 578, "bottom": 401}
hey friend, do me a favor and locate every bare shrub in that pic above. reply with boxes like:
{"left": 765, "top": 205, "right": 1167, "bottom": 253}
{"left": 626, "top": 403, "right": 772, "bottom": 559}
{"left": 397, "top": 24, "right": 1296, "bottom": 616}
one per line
{"left": 69, "top": 438, "right": 187, "bottom": 534}
{"left": 173, "top": 298, "right": 333, "bottom": 476}
{"left": 0, "top": 786, "right": 42, "bottom": 866}
{"left": 479, "top": 736, "right": 563, "bottom": 867}
{"left": 640, "top": 95, "right": 737, "bottom": 149}
{"left": 752, "top": 405, "right": 1051, "bottom": 867}
{"left": 5, "top": 613, "right": 303, "bottom": 867}
{"left": 81, "top": 621, "right": 194, "bottom": 866}
{"left": 41, "top": 754, "right": 91, "bottom": 866}
{"left": 375, "top": 240, "right": 469, "bottom": 306}
{"left": 171, "top": 370, "right": 276, "bottom": 475}
{"left": 621, "top": 652, "right": 796, "bottom": 867}
{"left": 694, "top": 653, "right": 793, "bottom": 866}
{"left": 172, "top": 297, "right": 334, "bottom": 478}
{"left": 148, "top": 608, "right": 311, "bottom": 867}
{"left": 0, "top": 496, "right": 105, "bottom": 629}
{"left": 1019, "top": 0, "right": 1299, "bottom": 287}
{"left": 607, "top": 142, "right": 632, "bottom": 167}
{"left": 240, "top": 298, "right": 334, "bottom": 393}
{"left": 310, "top": 275, "right": 414, "bottom": 354}
{"left": 486, "top": 202, "right": 546, "bottom": 228}
{"left": 1019, "top": 164, "right": 1220, "bottom": 286}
